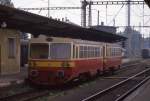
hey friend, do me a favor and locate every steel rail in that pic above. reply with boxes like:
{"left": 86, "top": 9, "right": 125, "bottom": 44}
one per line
{"left": 116, "top": 62, "right": 143, "bottom": 73}
{"left": 0, "top": 60, "right": 147, "bottom": 101}
{"left": 82, "top": 68, "right": 150, "bottom": 101}
{"left": 0, "top": 89, "right": 49, "bottom": 101}
{"left": 115, "top": 76, "right": 150, "bottom": 101}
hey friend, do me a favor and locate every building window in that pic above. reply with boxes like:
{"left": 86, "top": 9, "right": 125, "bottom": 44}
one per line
{"left": 8, "top": 38, "right": 16, "bottom": 58}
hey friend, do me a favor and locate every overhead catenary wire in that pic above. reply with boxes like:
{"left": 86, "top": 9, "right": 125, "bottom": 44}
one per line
{"left": 108, "top": 4, "right": 125, "bottom": 25}
{"left": 144, "top": 17, "right": 150, "bottom": 25}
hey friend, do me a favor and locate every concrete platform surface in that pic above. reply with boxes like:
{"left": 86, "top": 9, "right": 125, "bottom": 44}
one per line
{"left": 123, "top": 79, "right": 150, "bottom": 101}
{"left": 0, "top": 67, "right": 27, "bottom": 87}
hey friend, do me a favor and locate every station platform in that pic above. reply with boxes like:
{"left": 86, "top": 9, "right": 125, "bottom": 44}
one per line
{"left": 0, "top": 67, "right": 27, "bottom": 87}
{"left": 0, "top": 58, "right": 141, "bottom": 88}
{"left": 123, "top": 79, "right": 150, "bottom": 101}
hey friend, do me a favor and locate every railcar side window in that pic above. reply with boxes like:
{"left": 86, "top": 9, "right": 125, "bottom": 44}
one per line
{"left": 84, "top": 46, "right": 88, "bottom": 58}
{"left": 76, "top": 47, "right": 78, "bottom": 58}
{"left": 73, "top": 45, "right": 75, "bottom": 59}
{"left": 50, "top": 43, "right": 71, "bottom": 59}
{"left": 30, "top": 43, "right": 49, "bottom": 59}
{"left": 110, "top": 47, "right": 121, "bottom": 56}
{"left": 79, "top": 45, "right": 101, "bottom": 58}
{"left": 79, "top": 46, "right": 84, "bottom": 58}
{"left": 95, "top": 48, "right": 101, "bottom": 57}
{"left": 112, "top": 48, "right": 115, "bottom": 56}
{"left": 107, "top": 47, "right": 111, "bottom": 56}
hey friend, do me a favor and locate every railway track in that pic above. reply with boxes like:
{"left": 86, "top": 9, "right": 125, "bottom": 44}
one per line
{"left": 0, "top": 60, "right": 148, "bottom": 101}
{"left": 82, "top": 68, "right": 150, "bottom": 101}
{"left": 0, "top": 89, "right": 49, "bottom": 101}
{"left": 116, "top": 60, "right": 146, "bottom": 73}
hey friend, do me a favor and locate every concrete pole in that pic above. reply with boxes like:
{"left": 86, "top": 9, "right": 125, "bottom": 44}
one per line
{"left": 97, "top": 10, "right": 100, "bottom": 25}
{"left": 106, "top": 5, "right": 108, "bottom": 25}
{"left": 127, "top": 0, "right": 132, "bottom": 58}
{"left": 88, "top": 2, "right": 92, "bottom": 27}
{"left": 48, "top": 0, "right": 50, "bottom": 18}
{"left": 113, "top": 19, "right": 116, "bottom": 26}
{"left": 81, "top": 0, "right": 87, "bottom": 27}
{"left": 149, "top": 33, "right": 150, "bottom": 48}
{"left": 128, "top": 0, "right": 130, "bottom": 27}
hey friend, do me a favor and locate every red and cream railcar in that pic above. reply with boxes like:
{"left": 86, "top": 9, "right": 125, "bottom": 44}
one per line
{"left": 28, "top": 35, "right": 122, "bottom": 85}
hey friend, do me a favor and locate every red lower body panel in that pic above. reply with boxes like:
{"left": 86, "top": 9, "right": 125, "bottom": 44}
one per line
{"left": 28, "top": 58, "right": 104, "bottom": 85}
{"left": 71, "top": 58, "right": 103, "bottom": 77}
{"left": 104, "top": 57, "right": 122, "bottom": 70}
{"left": 28, "top": 68, "right": 72, "bottom": 85}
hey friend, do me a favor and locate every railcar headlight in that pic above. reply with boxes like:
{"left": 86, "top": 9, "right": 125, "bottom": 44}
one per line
{"left": 28, "top": 62, "right": 32, "bottom": 67}
{"left": 30, "top": 70, "right": 39, "bottom": 77}
{"left": 33, "top": 62, "right": 37, "bottom": 67}
{"left": 61, "top": 62, "right": 70, "bottom": 67}
{"left": 57, "top": 70, "right": 65, "bottom": 78}
{"left": 29, "top": 62, "right": 36, "bottom": 67}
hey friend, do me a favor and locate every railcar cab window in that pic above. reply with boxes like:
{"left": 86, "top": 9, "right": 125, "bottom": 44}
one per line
{"left": 30, "top": 43, "right": 49, "bottom": 59}
{"left": 50, "top": 43, "right": 71, "bottom": 59}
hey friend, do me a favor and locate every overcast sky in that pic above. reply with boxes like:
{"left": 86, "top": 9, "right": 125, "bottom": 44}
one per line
{"left": 12, "top": 0, "right": 150, "bottom": 36}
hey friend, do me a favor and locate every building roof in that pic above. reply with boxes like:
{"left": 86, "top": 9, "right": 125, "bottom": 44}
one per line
{"left": 91, "top": 25, "right": 117, "bottom": 34}
{"left": 0, "top": 4, "right": 126, "bottom": 43}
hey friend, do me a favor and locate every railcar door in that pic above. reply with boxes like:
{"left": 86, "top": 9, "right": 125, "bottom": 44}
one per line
{"left": 103, "top": 45, "right": 106, "bottom": 71}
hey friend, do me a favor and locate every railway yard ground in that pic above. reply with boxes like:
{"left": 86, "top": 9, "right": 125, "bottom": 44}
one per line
{"left": 0, "top": 58, "right": 150, "bottom": 101}
{"left": 0, "top": 67, "right": 27, "bottom": 88}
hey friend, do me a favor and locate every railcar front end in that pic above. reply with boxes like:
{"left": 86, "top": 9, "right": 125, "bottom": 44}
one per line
{"left": 28, "top": 42, "right": 75, "bottom": 85}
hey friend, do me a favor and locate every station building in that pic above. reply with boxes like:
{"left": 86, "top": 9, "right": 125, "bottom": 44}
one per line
{"left": 0, "top": 29, "right": 20, "bottom": 75}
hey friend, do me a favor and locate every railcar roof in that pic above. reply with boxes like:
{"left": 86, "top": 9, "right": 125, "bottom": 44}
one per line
{"left": 30, "top": 35, "right": 105, "bottom": 46}
{"left": 29, "top": 35, "right": 120, "bottom": 47}
{"left": 0, "top": 4, "right": 126, "bottom": 43}
{"left": 30, "top": 36, "right": 121, "bottom": 48}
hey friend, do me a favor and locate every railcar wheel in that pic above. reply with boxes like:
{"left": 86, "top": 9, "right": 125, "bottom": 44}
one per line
{"left": 109, "top": 67, "right": 115, "bottom": 75}
{"left": 96, "top": 70, "right": 103, "bottom": 76}
{"left": 118, "top": 65, "right": 121, "bottom": 69}
{"left": 79, "top": 72, "right": 91, "bottom": 82}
